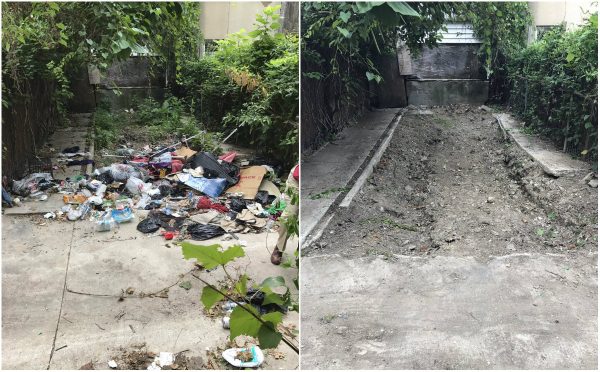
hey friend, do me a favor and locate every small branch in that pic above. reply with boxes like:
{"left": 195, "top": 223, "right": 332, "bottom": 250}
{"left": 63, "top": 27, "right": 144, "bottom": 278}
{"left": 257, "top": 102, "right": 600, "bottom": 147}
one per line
{"left": 545, "top": 269, "right": 566, "bottom": 280}
{"left": 94, "top": 323, "right": 105, "bottom": 331}
{"left": 191, "top": 273, "right": 299, "bottom": 354}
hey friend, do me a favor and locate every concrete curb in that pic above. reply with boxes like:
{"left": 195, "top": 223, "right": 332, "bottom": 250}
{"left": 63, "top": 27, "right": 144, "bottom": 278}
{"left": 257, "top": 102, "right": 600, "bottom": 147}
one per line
{"left": 301, "top": 109, "right": 404, "bottom": 248}
{"left": 493, "top": 113, "right": 590, "bottom": 177}
{"left": 339, "top": 112, "right": 403, "bottom": 208}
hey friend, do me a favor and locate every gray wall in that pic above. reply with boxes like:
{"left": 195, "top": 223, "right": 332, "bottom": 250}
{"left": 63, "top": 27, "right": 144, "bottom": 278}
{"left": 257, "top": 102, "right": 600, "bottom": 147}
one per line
{"left": 410, "top": 44, "right": 485, "bottom": 79}
{"left": 68, "top": 56, "right": 165, "bottom": 112}
{"left": 406, "top": 44, "right": 488, "bottom": 105}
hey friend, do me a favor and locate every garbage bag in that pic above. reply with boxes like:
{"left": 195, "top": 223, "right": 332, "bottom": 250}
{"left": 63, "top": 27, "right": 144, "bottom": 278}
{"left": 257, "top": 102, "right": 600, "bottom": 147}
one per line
{"left": 137, "top": 217, "right": 161, "bottom": 233}
{"left": 158, "top": 184, "right": 172, "bottom": 197}
{"left": 178, "top": 174, "right": 227, "bottom": 198}
{"left": 12, "top": 173, "right": 53, "bottom": 196}
{"left": 245, "top": 288, "right": 288, "bottom": 314}
{"left": 187, "top": 223, "right": 226, "bottom": 240}
{"left": 109, "top": 164, "right": 142, "bottom": 182}
{"left": 229, "top": 197, "right": 247, "bottom": 213}
{"left": 254, "top": 191, "right": 269, "bottom": 206}
{"left": 190, "top": 152, "right": 239, "bottom": 186}
{"left": 111, "top": 207, "right": 134, "bottom": 223}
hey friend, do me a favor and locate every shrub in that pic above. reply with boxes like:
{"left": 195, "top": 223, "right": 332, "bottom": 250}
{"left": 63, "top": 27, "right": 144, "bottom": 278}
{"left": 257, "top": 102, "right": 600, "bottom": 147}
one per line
{"left": 178, "top": 6, "right": 298, "bottom": 169}
{"left": 508, "top": 14, "right": 598, "bottom": 161}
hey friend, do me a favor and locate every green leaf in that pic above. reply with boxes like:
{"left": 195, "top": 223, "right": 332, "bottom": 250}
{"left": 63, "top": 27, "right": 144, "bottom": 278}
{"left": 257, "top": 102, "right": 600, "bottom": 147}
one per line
{"left": 229, "top": 305, "right": 261, "bottom": 340}
{"left": 58, "top": 39, "right": 68, "bottom": 47}
{"left": 56, "top": 22, "right": 66, "bottom": 30}
{"left": 536, "top": 228, "right": 545, "bottom": 236}
{"left": 354, "top": 2, "right": 384, "bottom": 14}
{"left": 339, "top": 11, "right": 351, "bottom": 23}
{"left": 181, "top": 243, "right": 245, "bottom": 269}
{"left": 386, "top": 2, "right": 420, "bottom": 17}
{"left": 270, "top": 22, "right": 281, "bottom": 30}
{"left": 566, "top": 52, "right": 575, "bottom": 62}
{"left": 260, "top": 276, "right": 286, "bottom": 290}
{"left": 235, "top": 274, "right": 248, "bottom": 296}
{"left": 17, "top": 35, "right": 25, "bottom": 44}
{"left": 262, "top": 292, "right": 285, "bottom": 306}
{"left": 248, "top": 29, "right": 262, "bottom": 38}
{"left": 179, "top": 281, "right": 192, "bottom": 290}
{"left": 337, "top": 27, "right": 352, "bottom": 38}
{"left": 200, "top": 286, "right": 224, "bottom": 309}
{"left": 257, "top": 325, "right": 283, "bottom": 349}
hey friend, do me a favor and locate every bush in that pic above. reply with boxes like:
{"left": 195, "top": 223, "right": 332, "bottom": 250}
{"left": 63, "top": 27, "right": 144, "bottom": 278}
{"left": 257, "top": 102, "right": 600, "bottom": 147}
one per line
{"left": 508, "top": 14, "right": 598, "bottom": 161}
{"left": 178, "top": 6, "right": 298, "bottom": 169}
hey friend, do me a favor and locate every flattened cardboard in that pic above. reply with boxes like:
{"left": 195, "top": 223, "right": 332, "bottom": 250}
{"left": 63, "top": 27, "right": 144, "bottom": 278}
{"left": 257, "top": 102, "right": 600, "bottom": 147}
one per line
{"left": 175, "top": 146, "right": 197, "bottom": 158}
{"left": 226, "top": 166, "right": 266, "bottom": 199}
{"left": 258, "top": 179, "right": 281, "bottom": 196}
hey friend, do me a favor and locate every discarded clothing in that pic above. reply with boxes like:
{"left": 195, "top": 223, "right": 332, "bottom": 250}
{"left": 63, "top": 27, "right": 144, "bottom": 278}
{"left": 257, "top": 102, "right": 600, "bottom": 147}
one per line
{"left": 197, "top": 196, "right": 229, "bottom": 213}
{"left": 12, "top": 173, "right": 53, "bottom": 196}
{"left": 62, "top": 146, "right": 80, "bottom": 153}
{"left": 67, "top": 159, "right": 95, "bottom": 166}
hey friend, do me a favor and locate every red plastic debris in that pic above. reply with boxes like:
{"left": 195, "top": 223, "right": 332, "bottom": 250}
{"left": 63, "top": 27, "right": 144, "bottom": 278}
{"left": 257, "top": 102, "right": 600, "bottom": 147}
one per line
{"left": 218, "top": 151, "right": 237, "bottom": 163}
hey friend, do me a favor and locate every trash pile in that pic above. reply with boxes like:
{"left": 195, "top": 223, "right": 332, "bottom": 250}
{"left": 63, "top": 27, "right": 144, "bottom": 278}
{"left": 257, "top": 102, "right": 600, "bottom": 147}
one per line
{"left": 3, "top": 139, "right": 288, "bottom": 242}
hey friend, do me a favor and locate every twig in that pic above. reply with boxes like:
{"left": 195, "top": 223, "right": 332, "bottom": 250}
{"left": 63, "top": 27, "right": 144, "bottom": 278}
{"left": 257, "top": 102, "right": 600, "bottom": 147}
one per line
{"left": 129, "top": 324, "right": 136, "bottom": 333}
{"left": 55, "top": 345, "right": 67, "bottom": 352}
{"left": 545, "top": 269, "right": 566, "bottom": 280}
{"left": 95, "top": 323, "right": 105, "bottom": 331}
{"left": 190, "top": 273, "right": 299, "bottom": 354}
{"left": 61, "top": 316, "right": 73, "bottom": 324}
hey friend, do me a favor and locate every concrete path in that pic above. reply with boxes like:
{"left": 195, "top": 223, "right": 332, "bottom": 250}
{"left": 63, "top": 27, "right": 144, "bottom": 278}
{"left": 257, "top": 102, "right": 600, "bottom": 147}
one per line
{"left": 5, "top": 113, "right": 94, "bottom": 216}
{"left": 300, "top": 106, "right": 597, "bottom": 369}
{"left": 301, "top": 109, "right": 400, "bottom": 246}
{"left": 2, "top": 214, "right": 298, "bottom": 369}
{"left": 495, "top": 113, "right": 590, "bottom": 177}
{"left": 301, "top": 253, "right": 597, "bottom": 369}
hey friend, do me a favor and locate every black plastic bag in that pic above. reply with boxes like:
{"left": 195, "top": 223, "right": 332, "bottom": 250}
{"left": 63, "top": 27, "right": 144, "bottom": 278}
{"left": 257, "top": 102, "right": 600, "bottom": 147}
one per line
{"left": 158, "top": 184, "right": 172, "bottom": 197}
{"left": 190, "top": 152, "right": 239, "bottom": 186}
{"left": 245, "top": 288, "right": 288, "bottom": 315}
{"left": 137, "top": 218, "right": 160, "bottom": 233}
{"left": 229, "top": 197, "right": 247, "bottom": 213}
{"left": 187, "top": 223, "right": 226, "bottom": 240}
{"left": 254, "top": 191, "right": 269, "bottom": 206}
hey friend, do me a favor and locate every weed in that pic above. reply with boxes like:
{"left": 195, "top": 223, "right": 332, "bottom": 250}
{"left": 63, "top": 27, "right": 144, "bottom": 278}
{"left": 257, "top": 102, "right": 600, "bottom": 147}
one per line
{"left": 433, "top": 115, "right": 453, "bottom": 128}
{"left": 309, "top": 187, "right": 350, "bottom": 200}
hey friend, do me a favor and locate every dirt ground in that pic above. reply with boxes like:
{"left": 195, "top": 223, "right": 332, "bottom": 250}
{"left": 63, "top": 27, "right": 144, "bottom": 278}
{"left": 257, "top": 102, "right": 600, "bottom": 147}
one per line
{"left": 307, "top": 105, "right": 598, "bottom": 259}
{"left": 300, "top": 105, "right": 597, "bottom": 369}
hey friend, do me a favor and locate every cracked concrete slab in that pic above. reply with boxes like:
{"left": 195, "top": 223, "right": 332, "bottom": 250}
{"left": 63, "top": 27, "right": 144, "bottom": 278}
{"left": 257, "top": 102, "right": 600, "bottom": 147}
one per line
{"left": 301, "top": 253, "right": 598, "bottom": 370}
{"left": 2, "top": 214, "right": 299, "bottom": 370}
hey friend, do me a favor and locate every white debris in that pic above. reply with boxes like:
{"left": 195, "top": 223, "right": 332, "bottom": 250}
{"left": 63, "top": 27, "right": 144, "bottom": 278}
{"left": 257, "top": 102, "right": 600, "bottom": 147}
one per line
{"left": 158, "top": 352, "right": 174, "bottom": 367}
{"left": 108, "top": 360, "right": 118, "bottom": 369}
{"left": 222, "top": 346, "right": 264, "bottom": 368}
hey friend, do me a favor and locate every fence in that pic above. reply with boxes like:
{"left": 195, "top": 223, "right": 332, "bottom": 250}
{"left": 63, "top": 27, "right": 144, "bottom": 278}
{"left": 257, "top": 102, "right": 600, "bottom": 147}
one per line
{"left": 2, "top": 78, "right": 62, "bottom": 180}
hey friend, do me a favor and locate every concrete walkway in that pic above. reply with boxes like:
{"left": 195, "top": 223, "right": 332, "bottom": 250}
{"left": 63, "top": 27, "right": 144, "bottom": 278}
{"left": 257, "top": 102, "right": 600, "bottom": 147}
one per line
{"left": 2, "top": 214, "right": 299, "bottom": 369}
{"left": 495, "top": 113, "right": 590, "bottom": 177}
{"left": 301, "top": 109, "right": 400, "bottom": 246}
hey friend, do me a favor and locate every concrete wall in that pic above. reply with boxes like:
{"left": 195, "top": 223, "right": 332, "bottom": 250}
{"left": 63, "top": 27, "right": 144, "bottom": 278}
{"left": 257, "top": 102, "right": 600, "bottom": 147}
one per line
{"left": 404, "top": 43, "right": 488, "bottom": 106}
{"left": 529, "top": 1, "right": 597, "bottom": 28}
{"left": 406, "top": 80, "right": 489, "bottom": 106}
{"left": 69, "top": 57, "right": 165, "bottom": 112}
{"left": 199, "top": 1, "right": 281, "bottom": 40}
{"left": 409, "top": 44, "right": 485, "bottom": 80}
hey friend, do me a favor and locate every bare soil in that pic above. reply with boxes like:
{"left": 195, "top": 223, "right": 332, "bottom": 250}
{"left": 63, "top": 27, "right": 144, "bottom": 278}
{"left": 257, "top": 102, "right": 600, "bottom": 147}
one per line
{"left": 308, "top": 105, "right": 598, "bottom": 259}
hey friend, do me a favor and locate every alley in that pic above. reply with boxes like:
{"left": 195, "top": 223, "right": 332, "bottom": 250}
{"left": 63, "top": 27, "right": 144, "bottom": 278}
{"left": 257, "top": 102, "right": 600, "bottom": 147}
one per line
{"left": 301, "top": 105, "right": 598, "bottom": 369}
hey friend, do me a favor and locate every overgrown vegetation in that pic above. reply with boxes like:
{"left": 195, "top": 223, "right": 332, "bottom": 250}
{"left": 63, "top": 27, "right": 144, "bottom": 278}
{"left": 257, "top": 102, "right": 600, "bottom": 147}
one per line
{"left": 452, "top": 2, "right": 532, "bottom": 101}
{"left": 2, "top": 2, "right": 201, "bottom": 114}
{"left": 508, "top": 13, "right": 598, "bottom": 161}
{"left": 181, "top": 242, "right": 298, "bottom": 352}
{"left": 179, "top": 5, "right": 299, "bottom": 169}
